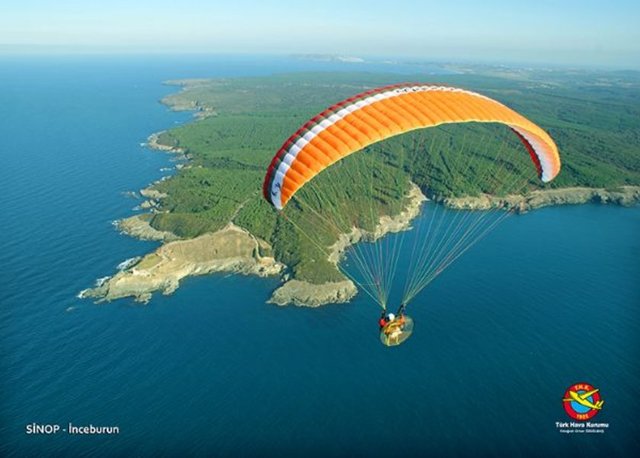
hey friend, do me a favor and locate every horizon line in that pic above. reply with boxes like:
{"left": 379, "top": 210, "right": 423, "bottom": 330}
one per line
{"left": 0, "top": 47, "right": 639, "bottom": 72}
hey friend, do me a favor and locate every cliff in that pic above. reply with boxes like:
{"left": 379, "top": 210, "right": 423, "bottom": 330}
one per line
{"left": 268, "top": 183, "right": 427, "bottom": 306}
{"left": 80, "top": 224, "right": 283, "bottom": 303}
{"left": 442, "top": 186, "right": 640, "bottom": 212}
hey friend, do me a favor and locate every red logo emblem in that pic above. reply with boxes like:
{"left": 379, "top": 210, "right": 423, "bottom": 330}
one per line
{"left": 562, "top": 382, "right": 604, "bottom": 420}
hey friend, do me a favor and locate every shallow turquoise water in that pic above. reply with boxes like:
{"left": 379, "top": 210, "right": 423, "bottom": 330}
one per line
{"left": 1, "top": 56, "right": 638, "bottom": 457}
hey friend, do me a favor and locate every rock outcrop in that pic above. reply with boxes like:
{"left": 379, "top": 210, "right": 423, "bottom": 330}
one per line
{"left": 269, "top": 280, "right": 358, "bottom": 307}
{"left": 116, "top": 215, "right": 178, "bottom": 242}
{"left": 269, "top": 182, "right": 427, "bottom": 306}
{"left": 81, "top": 224, "right": 283, "bottom": 303}
{"left": 442, "top": 186, "right": 640, "bottom": 212}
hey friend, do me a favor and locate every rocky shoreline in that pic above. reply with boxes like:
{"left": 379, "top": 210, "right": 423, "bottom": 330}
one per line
{"left": 83, "top": 119, "right": 284, "bottom": 304}
{"left": 90, "top": 182, "right": 637, "bottom": 306}
{"left": 269, "top": 280, "right": 358, "bottom": 307}
{"left": 442, "top": 186, "right": 640, "bottom": 212}
{"left": 146, "top": 131, "right": 187, "bottom": 155}
{"left": 327, "top": 182, "right": 426, "bottom": 264}
{"left": 83, "top": 178, "right": 428, "bottom": 306}
{"left": 82, "top": 87, "right": 432, "bottom": 307}
{"left": 267, "top": 182, "right": 427, "bottom": 307}
{"left": 161, "top": 80, "right": 218, "bottom": 119}
{"left": 80, "top": 224, "right": 284, "bottom": 303}
{"left": 116, "top": 214, "right": 178, "bottom": 242}
{"left": 81, "top": 78, "right": 639, "bottom": 308}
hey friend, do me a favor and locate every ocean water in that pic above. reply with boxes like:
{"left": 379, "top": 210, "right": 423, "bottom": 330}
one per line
{"left": 1, "top": 55, "right": 639, "bottom": 457}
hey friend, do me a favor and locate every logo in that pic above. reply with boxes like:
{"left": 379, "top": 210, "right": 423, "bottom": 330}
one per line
{"left": 562, "top": 382, "right": 604, "bottom": 420}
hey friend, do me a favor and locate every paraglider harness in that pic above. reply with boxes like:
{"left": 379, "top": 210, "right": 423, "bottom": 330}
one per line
{"left": 380, "top": 304, "right": 407, "bottom": 331}
{"left": 379, "top": 304, "right": 413, "bottom": 346}
{"left": 378, "top": 312, "right": 389, "bottom": 329}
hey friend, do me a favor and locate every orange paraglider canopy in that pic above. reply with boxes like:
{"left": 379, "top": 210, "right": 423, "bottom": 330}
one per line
{"left": 263, "top": 83, "right": 560, "bottom": 210}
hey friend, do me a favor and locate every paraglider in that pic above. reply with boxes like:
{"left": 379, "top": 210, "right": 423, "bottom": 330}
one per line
{"left": 263, "top": 83, "right": 559, "bottom": 210}
{"left": 262, "top": 83, "right": 561, "bottom": 346}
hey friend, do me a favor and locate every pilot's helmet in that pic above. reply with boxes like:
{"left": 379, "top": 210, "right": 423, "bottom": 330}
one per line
{"left": 387, "top": 313, "right": 395, "bottom": 321}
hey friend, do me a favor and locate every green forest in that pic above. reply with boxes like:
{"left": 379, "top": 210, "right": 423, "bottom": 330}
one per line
{"left": 147, "top": 69, "right": 640, "bottom": 283}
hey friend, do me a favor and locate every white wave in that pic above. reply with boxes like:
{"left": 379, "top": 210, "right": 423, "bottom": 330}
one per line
{"left": 121, "top": 190, "right": 139, "bottom": 199}
{"left": 95, "top": 276, "right": 110, "bottom": 287}
{"left": 117, "top": 256, "right": 141, "bottom": 271}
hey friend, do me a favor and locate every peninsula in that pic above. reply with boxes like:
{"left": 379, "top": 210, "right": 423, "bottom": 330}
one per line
{"left": 82, "top": 69, "right": 640, "bottom": 306}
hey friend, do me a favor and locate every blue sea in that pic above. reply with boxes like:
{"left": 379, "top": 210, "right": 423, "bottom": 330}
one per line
{"left": 1, "top": 55, "right": 639, "bottom": 457}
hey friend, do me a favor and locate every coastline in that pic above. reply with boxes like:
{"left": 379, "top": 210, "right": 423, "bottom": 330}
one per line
{"left": 81, "top": 79, "right": 432, "bottom": 307}
{"left": 441, "top": 186, "right": 640, "bottom": 212}
{"left": 85, "top": 179, "right": 428, "bottom": 306}
{"left": 327, "top": 182, "right": 426, "bottom": 265}
{"left": 92, "top": 181, "right": 637, "bottom": 306}
{"left": 146, "top": 131, "right": 187, "bottom": 156}
{"left": 161, "top": 80, "right": 218, "bottom": 119}
{"left": 116, "top": 214, "right": 178, "bottom": 242}
{"left": 80, "top": 223, "right": 283, "bottom": 303}
{"left": 268, "top": 182, "right": 427, "bottom": 307}
{"left": 81, "top": 77, "right": 639, "bottom": 307}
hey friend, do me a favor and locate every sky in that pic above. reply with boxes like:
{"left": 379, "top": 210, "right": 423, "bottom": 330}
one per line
{"left": 2, "top": 0, "right": 639, "bottom": 68}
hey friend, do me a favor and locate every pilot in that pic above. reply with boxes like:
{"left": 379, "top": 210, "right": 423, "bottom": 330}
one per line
{"left": 378, "top": 312, "right": 389, "bottom": 329}
{"left": 383, "top": 313, "right": 404, "bottom": 344}
{"left": 381, "top": 313, "right": 396, "bottom": 334}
